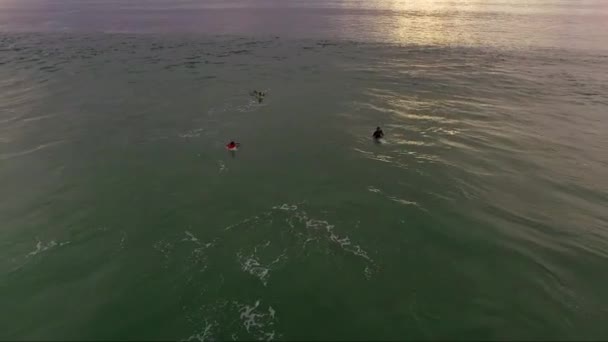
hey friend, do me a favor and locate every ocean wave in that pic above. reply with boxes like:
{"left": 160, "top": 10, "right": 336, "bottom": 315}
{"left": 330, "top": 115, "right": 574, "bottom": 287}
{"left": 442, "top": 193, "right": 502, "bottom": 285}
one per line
{"left": 0, "top": 140, "right": 66, "bottom": 160}
{"left": 178, "top": 128, "right": 204, "bottom": 138}
{"left": 26, "top": 239, "right": 70, "bottom": 258}
{"left": 367, "top": 186, "right": 426, "bottom": 211}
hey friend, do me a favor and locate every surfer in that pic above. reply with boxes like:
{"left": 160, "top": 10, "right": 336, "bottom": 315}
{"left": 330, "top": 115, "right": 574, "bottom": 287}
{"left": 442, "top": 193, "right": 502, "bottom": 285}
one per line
{"left": 251, "top": 90, "right": 266, "bottom": 103}
{"left": 372, "top": 127, "right": 384, "bottom": 140}
{"left": 226, "top": 141, "right": 240, "bottom": 150}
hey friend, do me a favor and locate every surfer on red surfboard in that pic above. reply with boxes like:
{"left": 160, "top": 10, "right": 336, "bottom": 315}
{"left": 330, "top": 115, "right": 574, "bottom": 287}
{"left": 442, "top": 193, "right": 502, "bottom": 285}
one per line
{"left": 226, "top": 141, "right": 240, "bottom": 150}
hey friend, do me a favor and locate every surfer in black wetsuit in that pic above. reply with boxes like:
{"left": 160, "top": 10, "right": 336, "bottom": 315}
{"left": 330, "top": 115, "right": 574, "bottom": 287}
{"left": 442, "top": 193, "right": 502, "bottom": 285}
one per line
{"left": 372, "top": 127, "right": 384, "bottom": 140}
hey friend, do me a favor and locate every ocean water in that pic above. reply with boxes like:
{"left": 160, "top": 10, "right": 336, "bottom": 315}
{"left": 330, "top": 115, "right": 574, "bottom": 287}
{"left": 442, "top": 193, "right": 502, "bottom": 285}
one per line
{"left": 1, "top": 0, "right": 608, "bottom": 340}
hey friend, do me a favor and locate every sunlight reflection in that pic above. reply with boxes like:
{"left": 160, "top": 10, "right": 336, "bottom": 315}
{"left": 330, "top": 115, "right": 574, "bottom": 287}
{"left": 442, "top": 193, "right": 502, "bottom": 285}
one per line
{"left": 384, "top": 0, "right": 476, "bottom": 45}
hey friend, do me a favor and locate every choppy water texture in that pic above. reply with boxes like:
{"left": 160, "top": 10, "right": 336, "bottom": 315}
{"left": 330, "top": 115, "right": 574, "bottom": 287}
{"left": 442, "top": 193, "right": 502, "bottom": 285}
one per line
{"left": 1, "top": 0, "right": 608, "bottom": 340}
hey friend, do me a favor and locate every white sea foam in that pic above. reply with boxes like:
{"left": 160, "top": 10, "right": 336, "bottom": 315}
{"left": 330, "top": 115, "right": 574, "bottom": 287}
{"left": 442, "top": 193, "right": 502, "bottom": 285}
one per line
{"left": 367, "top": 186, "right": 382, "bottom": 193}
{"left": 153, "top": 240, "right": 174, "bottom": 268}
{"left": 179, "top": 128, "right": 204, "bottom": 138}
{"left": 225, "top": 203, "right": 376, "bottom": 279}
{"left": 184, "top": 320, "right": 217, "bottom": 342}
{"left": 181, "top": 231, "right": 215, "bottom": 271}
{"left": 368, "top": 187, "right": 425, "bottom": 211}
{"left": 389, "top": 197, "right": 419, "bottom": 206}
{"left": 238, "top": 255, "right": 270, "bottom": 285}
{"left": 353, "top": 147, "right": 373, "bottom": 155}
{"left": 22, "top": 113, "right": 56, "bottom": 122}
{"left": 183, "top": 230, "right": 201, "bottom": 244}
{"left": 234, "top": 300, "right": 278, "bottom": 341}
{"left": 369, "top": 154, "right": 393, "bottom": 163}
{"left": 271, "top": 204, "right": 298, "bottom": 211}
{"left": 272, "top": 204, "right": 375, "bottom": 268}
{"left": 218, "top": 160, "right": 227, "bottom": 173}
{"left": 26, "top": 239, "right": 70, "bottom": 258}
{"left": 0, "top": 140, "right": 66, "bottom": 161}
{"left": 364, "top": 265, "right": 373, "bottom": 280}
{"left": 353, "top": 148, "right": 393, "bottom": 163}
{"left": 208, "top": 100, "right": 259, "bottom": 117}
{"left": 237, "top": 242, "right": 286, "bottom": 286}
{"left": 224, "top": 211, "right": 273, "bottom": 231}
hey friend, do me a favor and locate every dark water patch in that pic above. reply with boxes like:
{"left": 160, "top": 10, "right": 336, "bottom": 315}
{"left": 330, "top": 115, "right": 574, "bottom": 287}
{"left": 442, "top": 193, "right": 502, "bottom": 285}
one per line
{"left": 38, "top": 66, "right": 60, "bottom": 73}
{"left": 229, "top": 49, "right": 251, "bottom": 55}
{"left": 184, "top": 61, "right": 199, "bottom": 69}
{"left": 126, "top": 69, "right": 146, "bottom": 75}
{"left": 216, "top": 49, "right": 251, "bottom": 57}
{"left": 237, "top": 41, "right": 261, "bottom": 48}
{"left": 317, "top": 40, "right": 337, "bottom": 48}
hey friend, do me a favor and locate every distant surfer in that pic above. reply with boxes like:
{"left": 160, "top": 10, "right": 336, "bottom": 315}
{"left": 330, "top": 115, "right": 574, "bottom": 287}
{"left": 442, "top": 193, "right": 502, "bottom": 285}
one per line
{"left": 226, "top": 141, "right": 240, "bottom": 151}
{"left": 251, "top": 90, "right": 266, "bottom": 103}
{"left": 372, "top": 127, "right": 384, "bottom": 141}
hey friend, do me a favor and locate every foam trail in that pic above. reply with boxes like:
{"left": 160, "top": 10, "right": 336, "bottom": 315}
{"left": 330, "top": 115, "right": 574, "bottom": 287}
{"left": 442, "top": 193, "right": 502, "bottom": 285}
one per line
{"left": 184, "top": 320, "right": 217, "bottom": 342}
{"left": 218, "top": 160, "right": 227, "bottom": 173}
{"left": 178, "top": 128, "right": 204, "bottom": 138}
{"left": 234, "top": 300, "right": 278, "bottom": 340}
{"left": 26, "top": 239, "right": 70, "bottom": 258}
{"left": 237, "top": 242, "right": 286, "bottom": 286}
{"left": 0, "top": 140, "right": 65, "bottom": 160}
{"left": 183, "top": 231, "right": 201, "bottom": 245}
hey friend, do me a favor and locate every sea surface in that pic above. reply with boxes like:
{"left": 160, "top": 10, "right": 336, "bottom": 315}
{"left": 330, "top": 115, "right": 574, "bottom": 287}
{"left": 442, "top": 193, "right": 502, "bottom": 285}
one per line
{"left": 1, "top": 0, "right": 607, "bottom": 340}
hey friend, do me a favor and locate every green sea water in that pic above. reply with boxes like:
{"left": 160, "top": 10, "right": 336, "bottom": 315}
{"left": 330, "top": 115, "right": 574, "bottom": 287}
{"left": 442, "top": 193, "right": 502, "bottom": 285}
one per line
{"left": 1, "top": 1, "right": 608, "bottom": 340}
